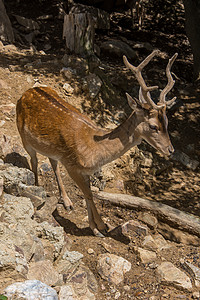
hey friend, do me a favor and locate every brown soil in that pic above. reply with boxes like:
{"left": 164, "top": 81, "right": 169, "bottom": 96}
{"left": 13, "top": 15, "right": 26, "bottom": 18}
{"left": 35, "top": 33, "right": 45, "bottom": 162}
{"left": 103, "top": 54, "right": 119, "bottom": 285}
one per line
{"left": 1, "top": 1, "right": 200, "bottom": 299}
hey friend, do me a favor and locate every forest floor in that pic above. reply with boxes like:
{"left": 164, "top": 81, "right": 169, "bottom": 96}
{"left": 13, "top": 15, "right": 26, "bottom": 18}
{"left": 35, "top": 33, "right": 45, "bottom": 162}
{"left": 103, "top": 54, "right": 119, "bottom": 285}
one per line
{"left": 1, "top": 0, "right": 200, "bottom": 299}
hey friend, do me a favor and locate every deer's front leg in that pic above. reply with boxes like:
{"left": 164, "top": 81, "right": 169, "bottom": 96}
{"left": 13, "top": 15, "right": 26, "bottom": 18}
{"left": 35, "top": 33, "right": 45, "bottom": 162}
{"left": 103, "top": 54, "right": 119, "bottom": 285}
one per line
{"left": 68, "top": 170, "right": 107, "bottom": 237}
{"left": 49, "top": 158, "right": 73, "bottom": 210}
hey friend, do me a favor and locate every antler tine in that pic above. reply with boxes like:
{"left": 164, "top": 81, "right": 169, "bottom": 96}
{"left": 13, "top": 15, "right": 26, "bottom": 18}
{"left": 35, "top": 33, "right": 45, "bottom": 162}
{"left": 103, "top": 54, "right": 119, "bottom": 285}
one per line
{"left": 159, "top": 53, "right": 178, "bottom": 104}
{"left": 123, "top": 50, "right": 160, "bottom": 109}
{"left": 137, "top": 49, "right": 160, "bottom": 71}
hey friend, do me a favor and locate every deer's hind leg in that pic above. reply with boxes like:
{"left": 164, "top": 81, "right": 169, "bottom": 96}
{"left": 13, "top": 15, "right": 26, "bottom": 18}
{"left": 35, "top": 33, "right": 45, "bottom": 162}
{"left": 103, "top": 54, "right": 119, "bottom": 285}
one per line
{"left": 49, "top": 158, "right": 73, "bottom": 210}
{"left": 23, "top": 144, "right": 39, "bottom": 186}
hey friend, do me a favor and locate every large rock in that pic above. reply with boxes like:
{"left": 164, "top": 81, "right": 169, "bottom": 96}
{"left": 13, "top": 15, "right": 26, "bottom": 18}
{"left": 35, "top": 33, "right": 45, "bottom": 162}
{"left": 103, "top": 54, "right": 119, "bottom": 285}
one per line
{"left": 97, "top": 253, "right": 131, "bottom": 284}
{"left": 1, "top": 193, "right": 34, "bottom": 224}
{"left": 100, "top": 39, "right": 137, "bottom": 60}
{"left": 55, "top": 250, "right": 83, "bottom": 276}
{"left": 181, "top": 260, "right": 200, "bottom": 288}
{"left": 0, "top": 238, "right": 28, "bottom": 291}
{"left": 0, "top": 164, "right": 35, "bottom": 186}
{"left": 27, "top": 260, "right": 60, "bottom": 286}
{"left": 0, "top": 165, "right": 46, "bottom": 203}
{"left": 157, "top": 262, "right": 192, "bottom": 291}
{"left": 35, "top": 221, "right": 66, "bottom": 259}
{"left": 0, "top": 220, "right": 45, "bottom": 291}
{"left": 142, "top": 234, "right": 170, "bottom": 252}
{"left": 4, "top": 280, "right": 58, "bottom": 300}
{"left": 172, "top": 150, "right": 199, "bottom": 170}
{"left": 59, "top": 265, "right": 97, "bottom": 300}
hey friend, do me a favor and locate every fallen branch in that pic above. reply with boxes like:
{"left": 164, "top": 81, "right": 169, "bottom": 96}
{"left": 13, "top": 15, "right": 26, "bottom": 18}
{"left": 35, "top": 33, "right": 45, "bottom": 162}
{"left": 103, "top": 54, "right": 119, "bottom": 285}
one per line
{"left": 96, "top": 191, "right": 200, "bottom": 237}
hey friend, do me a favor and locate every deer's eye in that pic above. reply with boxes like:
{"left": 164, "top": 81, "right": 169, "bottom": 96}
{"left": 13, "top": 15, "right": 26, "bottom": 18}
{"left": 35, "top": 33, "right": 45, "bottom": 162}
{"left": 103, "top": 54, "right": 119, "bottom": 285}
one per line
{"left": 149, "top": 124, "right": 159, "bottom": 131}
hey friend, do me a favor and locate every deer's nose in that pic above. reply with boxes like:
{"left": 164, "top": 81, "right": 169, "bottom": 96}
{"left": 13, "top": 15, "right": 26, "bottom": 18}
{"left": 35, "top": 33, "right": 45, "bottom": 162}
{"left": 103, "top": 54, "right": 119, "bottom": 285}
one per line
{"left": 168, "top": 144, "right": 174, "bottom": 155}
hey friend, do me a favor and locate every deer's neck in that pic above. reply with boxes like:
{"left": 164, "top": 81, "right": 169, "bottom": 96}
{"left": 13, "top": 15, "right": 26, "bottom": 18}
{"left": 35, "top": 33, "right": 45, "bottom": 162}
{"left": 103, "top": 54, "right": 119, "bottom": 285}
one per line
{"left": 92, "top": 112, "right": 142, "bottom": 168}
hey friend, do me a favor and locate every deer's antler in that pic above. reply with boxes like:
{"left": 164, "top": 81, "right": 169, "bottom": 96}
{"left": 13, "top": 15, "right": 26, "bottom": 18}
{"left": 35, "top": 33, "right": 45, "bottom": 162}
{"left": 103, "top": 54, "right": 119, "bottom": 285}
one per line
{"left": 123, "top": 51, "right": 178, "bottom": 109}
{"left": 159, "top": 53, "right": 178, "bottom": 106}
{"left": 123, "top": 50, "right": 160, "bottom": 109}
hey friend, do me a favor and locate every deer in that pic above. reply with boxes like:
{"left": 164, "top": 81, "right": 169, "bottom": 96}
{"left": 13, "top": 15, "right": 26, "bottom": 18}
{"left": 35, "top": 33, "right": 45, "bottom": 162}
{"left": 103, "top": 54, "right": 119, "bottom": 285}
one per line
{"left": 16, "top": 50, "right": 177, "bottom": 237}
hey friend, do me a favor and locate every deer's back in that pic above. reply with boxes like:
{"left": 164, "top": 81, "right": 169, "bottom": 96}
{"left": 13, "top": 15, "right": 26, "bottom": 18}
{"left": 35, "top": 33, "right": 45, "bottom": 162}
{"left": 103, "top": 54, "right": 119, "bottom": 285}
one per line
{"left": 16, "top": 87, "right": 103, "bottom": 165}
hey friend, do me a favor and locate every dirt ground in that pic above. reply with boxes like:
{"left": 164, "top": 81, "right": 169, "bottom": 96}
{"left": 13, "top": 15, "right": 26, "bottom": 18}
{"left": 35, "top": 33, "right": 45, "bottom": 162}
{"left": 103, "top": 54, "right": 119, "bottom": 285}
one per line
{"left": 1, "top": 0, "right": 200, "bottom": 299}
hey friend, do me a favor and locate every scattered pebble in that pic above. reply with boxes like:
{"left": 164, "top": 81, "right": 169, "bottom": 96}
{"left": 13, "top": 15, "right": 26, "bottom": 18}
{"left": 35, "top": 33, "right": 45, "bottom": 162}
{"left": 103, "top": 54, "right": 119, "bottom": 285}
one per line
{"left": 87, "top": 248, "right": 94, "bottom": 254}
{"left": 124, "top": 285, "right": 130, "bottom": 292}
{"left": 115, "top": 291, "right": 121, "bottom": 299}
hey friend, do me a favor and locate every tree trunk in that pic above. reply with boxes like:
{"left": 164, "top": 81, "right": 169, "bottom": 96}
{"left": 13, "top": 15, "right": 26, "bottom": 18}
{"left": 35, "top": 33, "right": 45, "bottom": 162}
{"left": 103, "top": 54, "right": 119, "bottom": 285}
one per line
{"left": 0, "top": 0, "right": 14, "bottom": 43}
{"left": 63, "top": 12, "right": 95, "bottom": 55}
{"left": 183, "top": 0, "right": 200, "bottom": 81}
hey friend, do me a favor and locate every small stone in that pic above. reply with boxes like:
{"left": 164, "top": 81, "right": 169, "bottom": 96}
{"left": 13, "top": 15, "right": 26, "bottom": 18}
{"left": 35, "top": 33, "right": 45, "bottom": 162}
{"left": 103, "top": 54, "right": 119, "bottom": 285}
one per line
{"left": 157, "top": 262, "right": 192, "bottom": 291}
{"left": 40, "top": 163, "right": 52, "bottom": 173}
{"left": 8, "top": 65, "right": 18, "bottom": 72}
{"left": 134, "top": 247, "right": 157, "bottom": 264}
{"left": 26, "top": 75, "right": 33, "bottom": 83}
{"left": 141, "top": 157, "right": 153, "bottom": 167}
{"left": 0, "top": 79, "right": 9, "bottom": 89}
{"left": 0, "top": 120, "right": 5, "bottom": 127}
{"left": 142, "top": 235, "right": 158, "bottom": 251}
{"left": 124, "top": 285, "right": 130, "bottom": 291}
{"left": 121, "top": 220, "right": 149, "bottom": 236}
{"left": 115, "top": 291, "right": 121, "bottom": 299}
{"left": 60, "top": 67, "right": 76, "bottom": 79}
{"left": 149, "top": 262, "right": 158, "bottom": 269}
{"left": 85, "top": 73, "right": 102, "bottom": 99}
{"left": 139, "top": 212, "right": 158, "bottom": 229}
{"left": 192, "top": 291, "right": 200, "bottom": 299}
{"left": 0, "top": 103, "right": 16, "bottom": 116}
{"left": 63, "top": 83, "right": 74, "bottom": 93}
{"left": 33, "top": 82, "right": 47, "bottom": 88}
{"left": 97, "top": 253, "right": 131, "bottom": 284}
{"left": 87, "top": 248, "right": 94, "bottom": 254}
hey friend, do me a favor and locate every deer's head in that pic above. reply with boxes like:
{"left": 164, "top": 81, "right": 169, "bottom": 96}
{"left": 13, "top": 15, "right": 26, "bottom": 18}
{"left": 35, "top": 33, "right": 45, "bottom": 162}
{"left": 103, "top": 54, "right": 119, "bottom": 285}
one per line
{"left": 123, "top": 50, "right": 177, "bottom": 157}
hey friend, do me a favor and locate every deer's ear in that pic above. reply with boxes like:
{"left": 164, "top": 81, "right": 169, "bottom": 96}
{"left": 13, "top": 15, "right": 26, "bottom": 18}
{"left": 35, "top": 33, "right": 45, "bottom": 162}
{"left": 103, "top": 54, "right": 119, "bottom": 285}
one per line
{"left": 126, "top": 93, "right": 137, "bottom": 110}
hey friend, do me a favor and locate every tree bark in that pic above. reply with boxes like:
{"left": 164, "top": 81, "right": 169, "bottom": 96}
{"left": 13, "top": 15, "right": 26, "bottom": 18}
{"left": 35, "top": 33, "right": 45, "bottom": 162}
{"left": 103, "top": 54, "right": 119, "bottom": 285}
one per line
{"left": 0, "top": 0, "right": 14, "bottom": 43}
{"left": 63, "top": 12, "right": 95, "bottom": 55}
{"left": 96, "top": 191, "right": 200, "bottom": 237}
{"left": 183, "top": 0, "right": 200, "bottom": 81}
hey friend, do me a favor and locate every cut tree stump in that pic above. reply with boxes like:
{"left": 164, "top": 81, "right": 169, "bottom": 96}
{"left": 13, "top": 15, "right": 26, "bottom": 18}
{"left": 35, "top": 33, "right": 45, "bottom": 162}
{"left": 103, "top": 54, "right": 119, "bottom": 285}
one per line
{"left": 96, "top": 191, "right": 200, "bottom": 237}
{"left": 0, "top": 0, "right": 14, "bottom": 43}
{"left": 63, "top": 12, "right": 95, "bottom": 55}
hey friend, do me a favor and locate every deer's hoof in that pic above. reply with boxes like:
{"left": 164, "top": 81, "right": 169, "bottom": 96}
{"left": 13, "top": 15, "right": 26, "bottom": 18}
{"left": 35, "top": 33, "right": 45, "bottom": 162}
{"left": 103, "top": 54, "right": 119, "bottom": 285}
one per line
{"left": 93, "top": 228, "right": 106, "bottom": 238}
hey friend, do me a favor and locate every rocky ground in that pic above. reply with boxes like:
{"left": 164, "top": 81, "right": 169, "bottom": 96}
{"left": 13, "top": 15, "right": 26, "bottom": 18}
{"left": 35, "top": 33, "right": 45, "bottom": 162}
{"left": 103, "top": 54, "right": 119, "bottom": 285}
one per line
{"left": 0, "top": 1, "right": 200, "bottom": 299}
